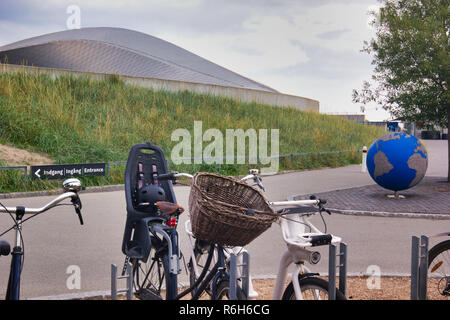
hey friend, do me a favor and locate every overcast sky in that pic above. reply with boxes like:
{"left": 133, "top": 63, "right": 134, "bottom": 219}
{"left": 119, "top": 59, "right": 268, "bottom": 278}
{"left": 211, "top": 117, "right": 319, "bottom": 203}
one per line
{"left": 0, "top": 0, "right": 390, "bottom": 121}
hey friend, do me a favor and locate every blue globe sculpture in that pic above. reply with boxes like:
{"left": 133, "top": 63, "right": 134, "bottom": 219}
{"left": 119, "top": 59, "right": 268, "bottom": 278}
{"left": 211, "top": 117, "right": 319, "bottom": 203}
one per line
{"left": 367, "top": 132, "right": 428, "bottom": 192}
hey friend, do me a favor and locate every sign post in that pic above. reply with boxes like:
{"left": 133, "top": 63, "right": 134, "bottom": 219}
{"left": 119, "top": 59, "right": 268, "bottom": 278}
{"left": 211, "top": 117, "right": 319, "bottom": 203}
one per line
{"left": 31, "top": 163, "right": 106, "bottom": 180}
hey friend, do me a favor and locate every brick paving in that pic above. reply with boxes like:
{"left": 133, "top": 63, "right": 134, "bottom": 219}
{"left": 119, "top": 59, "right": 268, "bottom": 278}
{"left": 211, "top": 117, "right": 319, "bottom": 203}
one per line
{"left": 294, "top": 177, "right": 450, "bottom": 217}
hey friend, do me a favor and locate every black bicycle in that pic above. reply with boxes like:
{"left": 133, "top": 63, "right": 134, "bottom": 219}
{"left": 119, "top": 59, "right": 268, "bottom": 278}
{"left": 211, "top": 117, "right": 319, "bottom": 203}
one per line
{"left": 0, "top": 178, "right": 84, "bottom": 300}
{"left": 121, "top": 142, "right": 249, "bottom": 300}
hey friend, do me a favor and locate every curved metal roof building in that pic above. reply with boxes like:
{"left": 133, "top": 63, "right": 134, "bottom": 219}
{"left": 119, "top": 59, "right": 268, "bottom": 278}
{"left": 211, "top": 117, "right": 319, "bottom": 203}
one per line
{"left": 0, "top": 27, "right": 277, "bottom": 92}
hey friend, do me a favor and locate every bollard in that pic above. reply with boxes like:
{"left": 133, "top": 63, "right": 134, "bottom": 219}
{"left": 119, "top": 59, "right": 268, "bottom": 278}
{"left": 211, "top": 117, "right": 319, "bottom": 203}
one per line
{"left": 229, "top": 252, "right": 250, "bottom": 300}
{"left": 411, "top": 236, "right": 428, "bottom": 300}
{"left": 361, "top": 146, "right": 368, "bottom": 173}
{"left": 328, "top": 243, "right": 347, "bottom": 300}
{"left": 111, "top": 262, "right": 133, "bottom": 300}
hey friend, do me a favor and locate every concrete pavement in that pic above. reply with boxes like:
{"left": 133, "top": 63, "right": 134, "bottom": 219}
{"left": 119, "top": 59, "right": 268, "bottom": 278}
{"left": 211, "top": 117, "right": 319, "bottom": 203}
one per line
{"left": 0, "top": 139, "right": 447, "bottom": 299}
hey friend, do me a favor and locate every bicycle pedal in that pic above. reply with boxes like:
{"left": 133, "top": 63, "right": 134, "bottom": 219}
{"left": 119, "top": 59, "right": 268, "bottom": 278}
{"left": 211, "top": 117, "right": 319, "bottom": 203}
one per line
{"left": 136, "top": 288, "right": 163, "bottom": 300}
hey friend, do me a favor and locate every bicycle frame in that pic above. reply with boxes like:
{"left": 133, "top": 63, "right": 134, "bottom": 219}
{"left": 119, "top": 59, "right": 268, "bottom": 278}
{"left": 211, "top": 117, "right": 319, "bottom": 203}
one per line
{"left": 187, "top": 242, "right": 229, "bottom": 300}
{"left": 185, "top": 217, "right": 259, "bottom": 299}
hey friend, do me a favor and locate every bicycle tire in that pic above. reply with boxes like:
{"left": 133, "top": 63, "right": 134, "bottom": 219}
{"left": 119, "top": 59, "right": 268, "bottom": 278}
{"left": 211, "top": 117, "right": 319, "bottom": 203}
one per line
{"left": 188, "top": 239, "right": 213, "bottom": 298}
{"left": 215, "top": 280, "right": 246, "bottom": 300}
{"left": 282, "top": 276, "right": 346, "bottom": 300}
{"left": 428, "top": 239, "right": 450, "bottom": 298}
{"left": 131, "top": 240, "right": 172, "bottom": 300}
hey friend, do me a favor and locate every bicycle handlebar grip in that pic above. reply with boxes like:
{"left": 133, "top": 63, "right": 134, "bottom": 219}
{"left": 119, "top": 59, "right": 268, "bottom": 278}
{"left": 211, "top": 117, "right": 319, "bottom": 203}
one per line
{"left": 0, "top": 239, "right": 11, "bottom": 256}
{"left": 158, "top": 172, "right": 176, "bottom": 181}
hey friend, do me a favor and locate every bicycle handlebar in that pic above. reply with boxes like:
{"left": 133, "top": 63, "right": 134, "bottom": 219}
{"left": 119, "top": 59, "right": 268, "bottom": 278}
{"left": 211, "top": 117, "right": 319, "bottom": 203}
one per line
{"left": 0, "top": 192, "right": 79, "bottom": 215}
{"left": 158, "top": 172, "right": 194, "bottom": 181}
{"left": 270, "top": 199, "right": 320, "bottom": 207}
{"left": 0, "top": 178, "right": 84, "bottom": 225}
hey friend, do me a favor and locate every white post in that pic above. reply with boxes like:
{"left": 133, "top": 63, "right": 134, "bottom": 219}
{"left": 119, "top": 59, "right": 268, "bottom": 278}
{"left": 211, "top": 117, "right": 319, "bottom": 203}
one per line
{"left": 361, "top": 146, "right": 368, "bottom": 173}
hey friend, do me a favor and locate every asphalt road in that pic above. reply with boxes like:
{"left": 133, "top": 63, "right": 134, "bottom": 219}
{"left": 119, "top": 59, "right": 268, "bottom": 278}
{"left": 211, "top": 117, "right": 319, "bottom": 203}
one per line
{"left": 0, "top": 140, "right": 447, "bottom": 299}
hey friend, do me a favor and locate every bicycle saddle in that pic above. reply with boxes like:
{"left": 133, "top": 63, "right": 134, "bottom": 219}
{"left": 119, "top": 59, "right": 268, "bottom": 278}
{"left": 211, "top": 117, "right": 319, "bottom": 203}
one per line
{"left": 156, "top": 201, "right": 184, "bottom": 216}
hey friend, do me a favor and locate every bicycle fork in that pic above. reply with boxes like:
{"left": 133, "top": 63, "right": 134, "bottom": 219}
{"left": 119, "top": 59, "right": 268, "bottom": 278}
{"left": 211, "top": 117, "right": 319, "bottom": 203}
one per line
{"left": 272, "top": 250, "right": 316, "bottom": 300}
{"left": 211, "top": 247, "right": 227, "bottom": 300}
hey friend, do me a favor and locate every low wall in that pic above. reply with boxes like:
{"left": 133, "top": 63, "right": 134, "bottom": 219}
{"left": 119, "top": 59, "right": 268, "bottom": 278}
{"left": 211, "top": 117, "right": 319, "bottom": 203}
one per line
{"left": 0, "top": 63, "right": 319, "bottom": 112}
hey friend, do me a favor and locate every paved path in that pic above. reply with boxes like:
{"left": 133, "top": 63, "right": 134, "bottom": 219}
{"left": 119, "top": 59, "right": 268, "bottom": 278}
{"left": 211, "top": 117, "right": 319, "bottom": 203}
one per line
{"left": 0, "top": 140, "right": 447, "bottom": 299}
{"left": 295, "top": 176, "right": 450, "bottom": 218}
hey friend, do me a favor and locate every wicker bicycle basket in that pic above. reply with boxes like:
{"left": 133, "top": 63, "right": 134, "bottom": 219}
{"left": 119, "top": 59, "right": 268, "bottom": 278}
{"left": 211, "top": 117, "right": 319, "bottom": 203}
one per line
{"left": 188, "top": 172, "right": 279, "bottom": 247}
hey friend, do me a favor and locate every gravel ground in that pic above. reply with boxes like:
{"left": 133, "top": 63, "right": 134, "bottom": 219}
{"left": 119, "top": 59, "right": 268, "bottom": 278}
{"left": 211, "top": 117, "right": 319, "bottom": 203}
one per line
{"left": 105, "top": 276, "right": 448, "bottom": 300}
{"left": 251, "top": 276, "right": 448, "bottom": 300}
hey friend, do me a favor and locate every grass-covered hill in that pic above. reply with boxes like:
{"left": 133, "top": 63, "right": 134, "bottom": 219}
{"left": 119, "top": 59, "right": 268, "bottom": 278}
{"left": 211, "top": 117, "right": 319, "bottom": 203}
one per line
{"left": 0, "top": 71, "right": 384, "bottom": 192}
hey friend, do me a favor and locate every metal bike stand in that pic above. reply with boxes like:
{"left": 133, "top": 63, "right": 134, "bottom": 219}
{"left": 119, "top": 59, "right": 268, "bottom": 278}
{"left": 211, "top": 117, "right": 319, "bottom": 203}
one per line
{"left": 328, "top": 243, "right": 347, "bottom": 300}
{"left": 411, "top": 235, "right": 428, "bottom": 300}
{"left": 229, "top": 252, "right": 250, "bottom": 300}
{"left": 111, "top": 262, "right": 133, "bottom": 300}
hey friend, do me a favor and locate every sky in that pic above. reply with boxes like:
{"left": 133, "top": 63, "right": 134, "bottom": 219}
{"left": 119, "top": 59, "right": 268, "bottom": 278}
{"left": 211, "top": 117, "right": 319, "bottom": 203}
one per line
{"left": 0, "top": 0, "right": 391, "bottom": 121}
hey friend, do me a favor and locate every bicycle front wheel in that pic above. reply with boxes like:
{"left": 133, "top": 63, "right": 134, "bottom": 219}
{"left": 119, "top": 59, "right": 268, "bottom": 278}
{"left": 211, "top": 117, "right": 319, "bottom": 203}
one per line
{"left": 215, "top": 280, "right": 246, "bottom": 300}
{"left": 428, "top": 240, "right": 450, "bottom": 299}
{"left": 282, "top": 276, "right": 346, "bottom": 300}
{"left": 188, "top": 239, "right": 214, "bottom": 298}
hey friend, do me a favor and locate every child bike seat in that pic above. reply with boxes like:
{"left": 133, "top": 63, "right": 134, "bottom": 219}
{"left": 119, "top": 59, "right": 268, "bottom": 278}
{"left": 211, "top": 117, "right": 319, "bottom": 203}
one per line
{"left": 122, "top": 142, "right": 177, "bottom": 260}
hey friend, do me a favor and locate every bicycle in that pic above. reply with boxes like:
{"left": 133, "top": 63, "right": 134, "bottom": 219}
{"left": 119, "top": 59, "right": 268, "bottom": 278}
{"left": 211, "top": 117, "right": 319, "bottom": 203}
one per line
{"left": 184, "top": 171, "right": 261, "bottom": 300}
{"left": 240, "top": 171, "right": 346, "bottom": 300}
{"left": 180, "top": 169, "right": 346, "bottom": 300}
{"left": 121, "top": 143, "right": 248, "bottom": 301}
{"left": 0, "top": 178, "right": 84, "bottom": 300}
{"left": 428, "top": 232, "right": 450, "bottom": 298}
{"left": 149, "top": 171, "right": 252, "bottom": 300}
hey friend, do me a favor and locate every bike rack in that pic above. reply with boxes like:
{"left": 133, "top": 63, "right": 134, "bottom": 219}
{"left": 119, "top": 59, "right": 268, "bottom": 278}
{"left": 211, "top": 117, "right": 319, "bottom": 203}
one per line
{"left": 411, "top": 235, "right": 428, "bottom": 300}
{"left": 111, "top": 262, "right": 133, "bottom": 300}
{"left": 229, "top": 252, "right": 250, "bottom": 300}
{"left": 328, "top": 242, "right": 347, "bottom": 300}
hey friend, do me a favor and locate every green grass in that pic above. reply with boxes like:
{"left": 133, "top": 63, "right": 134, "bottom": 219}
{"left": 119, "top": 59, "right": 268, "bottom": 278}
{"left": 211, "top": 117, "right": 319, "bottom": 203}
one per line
{"left": 0, "top": 71, "right": 384, "bottom": 193}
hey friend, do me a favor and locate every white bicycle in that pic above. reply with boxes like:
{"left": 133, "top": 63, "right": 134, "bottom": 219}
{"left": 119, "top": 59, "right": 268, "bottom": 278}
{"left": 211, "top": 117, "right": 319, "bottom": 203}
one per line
{"left": 270, "top": 196, "right": 346, "bottom": 300}
{"left": 241, "top": 170, "right": 346, "bottom": 300}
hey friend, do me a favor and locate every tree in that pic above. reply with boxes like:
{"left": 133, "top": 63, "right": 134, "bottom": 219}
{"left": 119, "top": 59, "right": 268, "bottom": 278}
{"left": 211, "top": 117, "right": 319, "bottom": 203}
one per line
{"left": 353, "top": 0, "right": 449, "bottom": 181}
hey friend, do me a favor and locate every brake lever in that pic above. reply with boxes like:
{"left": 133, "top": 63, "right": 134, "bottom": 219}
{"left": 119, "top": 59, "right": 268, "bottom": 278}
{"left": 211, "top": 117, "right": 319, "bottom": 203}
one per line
{"left": 315, "top": 197, "right": 331, "bottom": 215}
{"left": 318, "top": 204, "right": 332, "bottom": 215}
{"left": 71, "top": 195, "right": 84, "bottom": 225}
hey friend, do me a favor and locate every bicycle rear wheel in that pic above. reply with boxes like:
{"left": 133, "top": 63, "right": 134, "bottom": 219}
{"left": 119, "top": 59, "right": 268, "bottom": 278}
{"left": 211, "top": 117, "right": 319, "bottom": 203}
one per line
{"left": 131, "top": 235, "right": 177, "bottom": 300}
{"left": 282, "top": 276, "right": 346, "bottom": 300}
{"left": 428, "top": 239, "right": 450, "bottom": 299}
